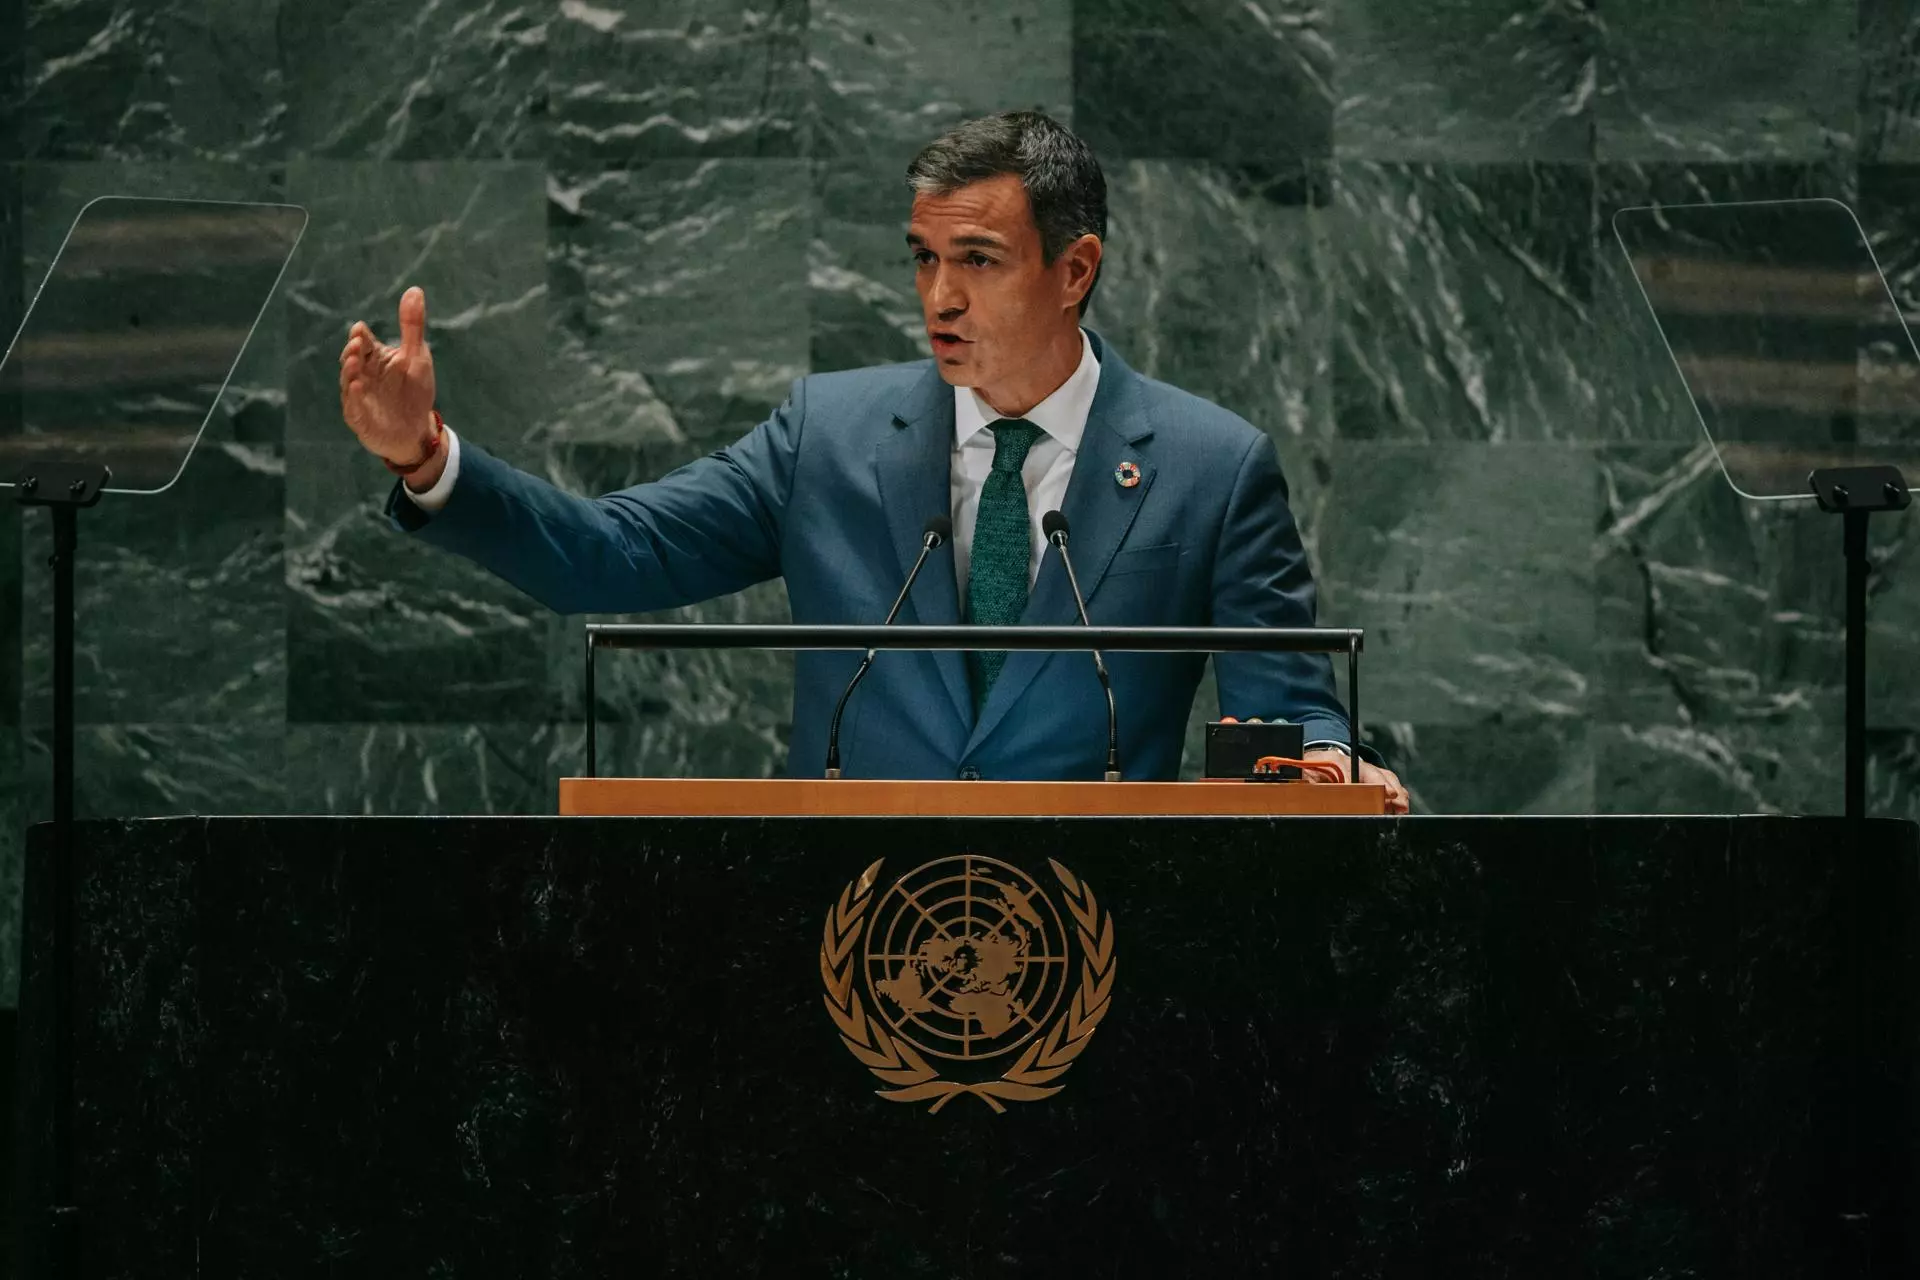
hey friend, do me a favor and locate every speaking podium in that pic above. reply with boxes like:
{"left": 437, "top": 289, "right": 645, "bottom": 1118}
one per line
{"left": 12, "top": 635, "right": 1920, "bottom": 1278}
{"left": 14, "top": 808, "right": 1917, "bottom": 1276}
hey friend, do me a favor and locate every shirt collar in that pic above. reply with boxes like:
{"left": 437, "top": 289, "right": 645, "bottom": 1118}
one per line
{"left": 953, "top": 328, "right": 1101, "bottom": 453}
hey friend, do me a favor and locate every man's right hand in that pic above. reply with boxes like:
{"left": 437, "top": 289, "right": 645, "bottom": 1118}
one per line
{"left": 339, "top": 285, "right": 445, "bottom": 490}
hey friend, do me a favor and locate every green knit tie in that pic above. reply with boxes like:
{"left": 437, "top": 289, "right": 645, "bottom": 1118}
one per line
{"left": 966, "top": 418, "right": 1043, "bottom": 710}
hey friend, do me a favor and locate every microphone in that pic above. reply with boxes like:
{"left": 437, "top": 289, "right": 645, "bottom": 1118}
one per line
{"left": 825, "top": 514, "right": 953, "bottom": 778}
{"left": 1042, "top": 510, "right": 1121, "bottom": 782}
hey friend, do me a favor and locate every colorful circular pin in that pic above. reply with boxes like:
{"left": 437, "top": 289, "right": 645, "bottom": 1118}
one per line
{"left": 1114, "top": 460, "right": 1142, "bottom": 489}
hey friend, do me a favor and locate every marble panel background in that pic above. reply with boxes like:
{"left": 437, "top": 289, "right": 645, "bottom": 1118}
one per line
{"left": 3, "top": 0, "right": 1920, "bottom": 1016}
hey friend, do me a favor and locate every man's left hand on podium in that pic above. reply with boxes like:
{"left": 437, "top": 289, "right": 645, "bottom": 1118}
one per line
{"left": 1303, "top": 746, "right": 1410, "bottom": 814}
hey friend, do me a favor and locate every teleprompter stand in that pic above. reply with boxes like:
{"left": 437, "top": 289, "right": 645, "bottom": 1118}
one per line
{"left": 13, "top": 461, "right": 109, "bottom": 1280}
{"left": 1810, "top": 465, "right": 1912, "bottom": 821}
{"left": 1, "top": 194, "right": 307, "bottom": 1280}
{"left": 1614, "top": 195, "right": 1920, "bottom": 822}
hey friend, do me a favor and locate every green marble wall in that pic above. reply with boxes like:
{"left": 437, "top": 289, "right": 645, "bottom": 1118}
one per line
{"left": 3, "top": 0, "right": 1920, "bottom": 1005}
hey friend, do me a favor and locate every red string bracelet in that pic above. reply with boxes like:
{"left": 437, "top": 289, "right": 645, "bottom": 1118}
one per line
{"left": 383, "top": 407, "right": 447, "bottom": 477}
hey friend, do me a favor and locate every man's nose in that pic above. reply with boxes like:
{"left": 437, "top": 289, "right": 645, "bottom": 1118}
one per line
{"left": 928, "top": 265, "right": 966, "bottom": 317}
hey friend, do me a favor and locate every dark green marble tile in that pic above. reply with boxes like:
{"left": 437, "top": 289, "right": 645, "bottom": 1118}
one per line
{"left": 20, "top": 439, "right": 285, "bottom": 723}
{"left": 1297, "top": 441, "right": 1596, "bottom": 728}
{"left": 1862, "top": 164, "right": 1920, "bottom": 342}
{"left": 1087, "top": 162, "right": 1331, "bottom": 440}
{"left": 281, "top": 163, "right": 555, "bottom": 717}
{"left": 18, "top": 722, "right": 289, "bottom": 821}
{"left": 1332, "top": 0, "right": 1594, "bottom": 161}
{"left": 0, "top": 0, "right": 21, "bottom": 160}
{"left": 549, "top": 0, "right": 808, "bottom": 163}
{"left": 810, "top": 162, "right": 926, "bottom": 374}
{"left": 1330, "top": 162, "right": 1599, "bottom": 441}
{"left": 0, "top": 499, "right": 15, "bottom": 726}
{"left": 0, "top": 729, "right": 20, "bottom": 1006}
{"left": 1868, "top": 728, "right": 1920, "bottom": 821}
{"left": 284, "top": 723, "right": 573, "bottom": 815}
{"left": 284, "top": 160, "right": 548, "bottom": 448}
{"left": 2, "top": 162, "right": 18, "bottom": 726}
{"left": 553, "top": 580, "right": 796, "bottom": 774}
{"left": 1865, "top": 0, "right": 1920, "bottom": 161}
{"left": 288, "top": 718, "right": 799, "bottom": 798}
{"left": 17, "top": 0, "right": 283, "bottom": 160}
{"left": 546, "top": 160, "right": 809, "bottom": 444}
{"left": 541, "top": 159, "right": 807, "bottom": 768}
{"left": 1591, "top": 162, "right": 1860, "bottom": 444}
{"left": 1369, "top": 720, "right": 1595, "bottom": 815}
{"left": 1594, "top": 717, "right": 1844, "bottom": 816}
{"left": 284, "top": 442, "right": 554, "bottom": 723}
{"left": 1594, "top": 0, "right": 1855, "bottom": 161}
{"left": 1591, "top": 445, "right": 1897, "bottom": 728}
{"left": 809, "top": 0, "right": 1070, "bottom": 167}
{"left": 1072, "top": 0, "right": 1331, "bottom": 164}
{"left": 281, "top": 2, "right": 547, "bottom": 160}
{"left": 585, "top": 715, "right": 808, "bottom": 781}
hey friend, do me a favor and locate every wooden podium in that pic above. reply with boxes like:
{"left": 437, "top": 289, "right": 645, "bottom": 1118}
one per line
{"left": 559, "top": 777, "right": 1387, "bottom": 816}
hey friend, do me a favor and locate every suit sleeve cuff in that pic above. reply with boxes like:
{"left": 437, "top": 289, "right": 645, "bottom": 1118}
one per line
{"left": 1303, "top": 736, "right": 1384, "bottom": 768}
{"left": 401, "top": 425, "right": 462, "bottom": 513}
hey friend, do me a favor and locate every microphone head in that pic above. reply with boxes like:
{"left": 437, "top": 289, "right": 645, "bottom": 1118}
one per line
{"left": 1041, "top": 509, "right": 1070, "bottom": 543}
{"left": 923, "top": 514, "right": 953, "bottom": 548}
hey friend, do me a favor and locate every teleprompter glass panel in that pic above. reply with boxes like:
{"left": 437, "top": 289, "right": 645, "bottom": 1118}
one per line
{"left": 0, "top": 196, "right": 306, "bottom": 495}
{"left": 1614, "top": 198, "right": 1920, "bottom": 500}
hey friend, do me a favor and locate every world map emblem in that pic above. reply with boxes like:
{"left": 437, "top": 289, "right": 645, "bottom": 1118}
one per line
{"left": 819, "top": 855, "right": 1117, "bottom": 1113}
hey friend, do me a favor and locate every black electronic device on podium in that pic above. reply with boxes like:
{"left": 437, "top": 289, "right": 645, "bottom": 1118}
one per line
{"left": 2, "top": 196, "right": 306, "bottom": 1280}
{"left": 1615, "top": 198, "right": 1920, "bottom": 821}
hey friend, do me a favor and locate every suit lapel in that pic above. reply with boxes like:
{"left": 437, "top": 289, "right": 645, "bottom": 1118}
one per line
{"left": 965, "top": 332, "right": 1157, "bottom": 755}
{"left": 875, "top": 364, "right": 972, "bottom": 727}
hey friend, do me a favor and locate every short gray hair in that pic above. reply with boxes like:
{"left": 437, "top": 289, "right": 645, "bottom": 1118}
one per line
{"left": 906, "top": 111, "right": 1108, "bottom": 317}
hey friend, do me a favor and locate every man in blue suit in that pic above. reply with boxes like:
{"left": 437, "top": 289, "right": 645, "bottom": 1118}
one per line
{"left": 338, "top": 111, "right": 1408, "bottom": 810}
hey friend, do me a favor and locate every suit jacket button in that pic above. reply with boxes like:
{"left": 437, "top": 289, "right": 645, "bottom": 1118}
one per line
{"left": 959, "top": 765, "right": 980, "bottom": 781}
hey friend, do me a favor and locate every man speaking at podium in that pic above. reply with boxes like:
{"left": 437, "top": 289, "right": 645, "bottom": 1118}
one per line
{"left": 338, "top": 111, "right": 1408, "bottom": 811}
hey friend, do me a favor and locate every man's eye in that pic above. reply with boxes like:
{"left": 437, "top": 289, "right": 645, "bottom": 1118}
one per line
{"left": 968, "top": 253, "right": 994, "bottom": 267}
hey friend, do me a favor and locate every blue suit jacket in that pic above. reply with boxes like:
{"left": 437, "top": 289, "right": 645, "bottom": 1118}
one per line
{"left": 387, "top": 329, "right": 1354, "bottom": 780}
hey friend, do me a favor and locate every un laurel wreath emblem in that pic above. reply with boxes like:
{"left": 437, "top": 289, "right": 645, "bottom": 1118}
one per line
{"left": 819, "top": 854, "right": 1117, "bottom": 1113}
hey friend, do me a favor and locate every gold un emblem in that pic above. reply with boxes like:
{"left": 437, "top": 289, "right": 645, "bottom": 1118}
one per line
{"left": 820, "top": 855, "right": 1117, "bottom": 1113}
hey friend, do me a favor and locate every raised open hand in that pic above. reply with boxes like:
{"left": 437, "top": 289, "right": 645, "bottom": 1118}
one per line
{"left": 339, "top": 285, "right": 439, "bottom": 469}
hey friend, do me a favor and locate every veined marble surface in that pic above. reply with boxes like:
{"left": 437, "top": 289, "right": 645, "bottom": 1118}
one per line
{"left": 3, "top": 0, "right": 1920, "bottom": 1006}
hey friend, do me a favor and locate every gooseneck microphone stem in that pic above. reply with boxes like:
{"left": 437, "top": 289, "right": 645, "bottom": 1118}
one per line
{"left": 1046, "top": 513, "right": 1121, "bottom": 782}
{"left": 825, "top": 517, "right": 951, "bottom": 778}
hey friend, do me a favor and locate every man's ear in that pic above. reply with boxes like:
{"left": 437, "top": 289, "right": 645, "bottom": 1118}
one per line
{"left": 1060, "top": 233, "right": 1103, "bottom": 309}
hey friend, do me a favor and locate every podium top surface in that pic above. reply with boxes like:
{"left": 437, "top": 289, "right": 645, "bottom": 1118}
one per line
{"left": 558, "top": 777, "right": 1387, "bottom": 817}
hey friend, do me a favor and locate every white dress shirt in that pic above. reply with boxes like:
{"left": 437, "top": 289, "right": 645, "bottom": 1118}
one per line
{"left": 403, "top": 421, "right": 463, "bottom": 512}
{"left": 948, "top": 327, "right": 1099, "bottom": 606}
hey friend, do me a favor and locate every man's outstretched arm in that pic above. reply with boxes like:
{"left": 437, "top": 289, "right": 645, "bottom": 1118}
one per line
{"left": 341, "top": 285, "right": 798, "bottom": 616}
